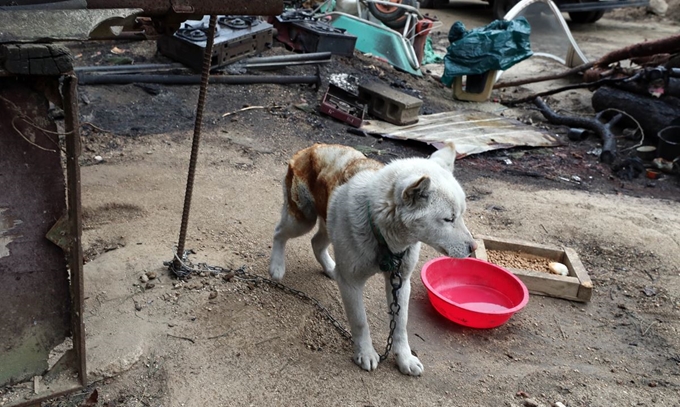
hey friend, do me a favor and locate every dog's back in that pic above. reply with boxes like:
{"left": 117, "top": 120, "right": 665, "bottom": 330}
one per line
{"left": 285, "top": 144, "right": 383, "bottom": 222}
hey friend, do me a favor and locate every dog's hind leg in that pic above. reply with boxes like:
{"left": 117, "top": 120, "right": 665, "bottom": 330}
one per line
{"left": 384, "top": 273, "right": 424, "bottom": 376}
{"left": 311, "top": 219, "right": 336, "bottom": 279}
{"left": 269, "top": 204, "right": 315, "bottom": 281}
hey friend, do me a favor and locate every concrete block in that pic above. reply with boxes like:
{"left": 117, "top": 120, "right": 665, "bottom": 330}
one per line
{"left": 453, "top": 70, "right": 497, "bottom": 102}
{"left": 358, "top": 81, "right": 422, "bottom": 125}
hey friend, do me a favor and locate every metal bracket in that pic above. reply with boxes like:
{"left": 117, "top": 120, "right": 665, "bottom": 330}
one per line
{"left": 42, "top": 349, "right": 77, "bottom": 384}
{"left": 46, "top": 214, "right": 73, "bottom": 252}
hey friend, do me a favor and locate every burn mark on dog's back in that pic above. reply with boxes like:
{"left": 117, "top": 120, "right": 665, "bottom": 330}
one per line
{"left": 284, "top": 165, "right": 305, "bottom": 221}
{"left": 344, "top": 158, "right": 383, "bottom": 179}
{"left": 309, "top": 148, "right": 333, "bottom": 220}
{"left": 286, "top": 148, "right": 314, "bottom": 222}
{"left": 285, "top": 144, "right": 383, "bottom": 221}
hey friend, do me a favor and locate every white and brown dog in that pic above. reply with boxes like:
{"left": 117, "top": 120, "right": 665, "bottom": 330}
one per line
{"left": 269, "top": 143, "right": 476, "bottom": 376}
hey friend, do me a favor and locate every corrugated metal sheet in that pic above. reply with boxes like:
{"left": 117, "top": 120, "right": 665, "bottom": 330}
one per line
{"left": 361, "top": 110, "right": 560, "bottom": 157}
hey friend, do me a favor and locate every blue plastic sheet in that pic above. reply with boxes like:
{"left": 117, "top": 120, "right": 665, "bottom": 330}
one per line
{"left": 441, "top": 17, "right": 533, "bottom": 87}
{"left": 422, "top": 36, "right": 444, "bottom": 65}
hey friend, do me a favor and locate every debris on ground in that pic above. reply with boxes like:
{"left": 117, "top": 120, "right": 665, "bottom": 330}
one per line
{"left": 496, "top": 33, "right": 680, "bottom": 178}
{"left": 360, "top": 110, "right": 559, "bottom": 157}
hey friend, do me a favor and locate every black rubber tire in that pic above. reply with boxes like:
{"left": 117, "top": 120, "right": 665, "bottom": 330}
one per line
{"left": 491, "top": 0, "right": 519, "bottom": 20}
{"left": 569, "top": 10, "right": 605, "bottom": 24}
{"left": 381, "top": 15, "right": 409, "bottom": 29}
{"left": 368, "top": 0, "right": 417, "bottom": 23}
{"left": 419, "top": 0, "right": 448, "bottom": 8}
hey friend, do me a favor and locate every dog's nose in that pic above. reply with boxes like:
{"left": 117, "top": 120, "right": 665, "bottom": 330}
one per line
{"left": 469, "top": 240, "right": 478, "bottom": 253}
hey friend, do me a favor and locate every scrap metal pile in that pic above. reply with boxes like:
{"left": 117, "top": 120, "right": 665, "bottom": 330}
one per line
{"left": 496, "top": 34, "right": 680, "bottom": 180}
{"left": 3, "top": 0, "right": 676, "bottom": 180}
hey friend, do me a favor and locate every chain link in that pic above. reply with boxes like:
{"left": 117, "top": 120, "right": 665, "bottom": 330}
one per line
{"left": 169, "top": 252, "right": 403, "bottom": 363}
{"left": 168, "top": 256, "right": 352, "bottom": 341}
{"left": 232, "top": 267, "right": 353, "bottom": 341}
{"left": 379, "top": 268, "right": 403, "bottom": 361}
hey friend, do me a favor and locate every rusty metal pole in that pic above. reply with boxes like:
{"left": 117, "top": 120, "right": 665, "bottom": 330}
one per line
{"left": 172, "top": 14, "right": 218, "bottom": 272}
{"left": 84, "top": 0, "right": 283, "bottom": 16}
{"left": 63, "top": 74, "right": 87, "bottom": 386}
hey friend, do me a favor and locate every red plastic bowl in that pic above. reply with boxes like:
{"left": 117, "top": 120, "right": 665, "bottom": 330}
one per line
{"left": 421, "top": 257, "right": 529, "bottom": 329}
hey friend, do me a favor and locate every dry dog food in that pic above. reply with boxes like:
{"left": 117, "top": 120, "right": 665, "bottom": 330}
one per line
{"left": 486, "top": 249, "right": 552, "bottom": 273}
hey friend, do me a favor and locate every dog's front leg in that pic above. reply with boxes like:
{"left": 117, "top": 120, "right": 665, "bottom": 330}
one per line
{"left": 336, "top": 274, "right": 380, "bottom": 371}
{"left": 385, "top": 274, "right": 423, "bottom": 376}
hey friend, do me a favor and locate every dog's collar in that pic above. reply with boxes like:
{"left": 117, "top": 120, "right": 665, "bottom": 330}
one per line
{"left": 367, "top": 202, "right": 406, "bottom": 273}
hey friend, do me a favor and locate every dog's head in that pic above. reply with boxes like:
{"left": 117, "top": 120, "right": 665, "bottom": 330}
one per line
{"left": 393, "top": 143, "right": 477, "bottom": 258}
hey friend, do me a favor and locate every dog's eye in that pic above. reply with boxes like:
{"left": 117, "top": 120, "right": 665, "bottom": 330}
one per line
{"left": 443, "top": 217, "right": 455, "bottom": 223}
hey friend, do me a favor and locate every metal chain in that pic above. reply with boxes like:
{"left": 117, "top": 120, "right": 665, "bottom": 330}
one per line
{"left": 368, "top": 202, "right": 406, "bottom": 362}
{"left": 168, "top": 256, "right": 352, "bottom": 341}
{"left": 169, "top": 253, "right": 403, "bottom": 363}
{"left": 379, "top": 268, "right": 403, "bottom": 362}
{"left": 231, "top": 267, "right": 353, "bottom": 341}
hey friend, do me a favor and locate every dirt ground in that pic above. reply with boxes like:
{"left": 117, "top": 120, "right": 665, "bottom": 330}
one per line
{"left": 2, "top": 4, "right": 680, "bottom": 407}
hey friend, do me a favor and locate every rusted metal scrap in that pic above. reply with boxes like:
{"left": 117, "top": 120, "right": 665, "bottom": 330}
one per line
{"left": 534, "top": 97, "right": 619, "bottom": 164}
{"left": 76, "top": 72, "right": 322, "bottom": 86}
{"left": 583, "top": 35, "right": 680, "bottom": 82}
{"left": 501, "top": 73, "right": 637, "bottom": 106}
{"left": 85, "top": 0, "right": 284, "bottom": 16}
{"left": 0, "top": 0, "right": 284, "bottom": 40}
{"left": 1, "top": 40, "right": 87, "bottom": 407}
{"left": 592, "top": 34, "right": 680, "bottom": 70}
{"left": 495, "top": 34, "right": 680, "bottom": 90}
{"left": 501, "top": 64, "right": 680, "bottom": 106}
{"left": 630, "top": 53, "right": 672, "bottom": 67}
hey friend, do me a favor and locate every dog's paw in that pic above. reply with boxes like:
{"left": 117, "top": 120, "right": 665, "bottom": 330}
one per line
{"left": 268, "top": 262, "right": 285, "bottom": 282}
{"left": 322, "top": 266, "right": 336, "bottom": 280}
{"left": 353, "top": 348, "right": 380, "bottom": 372}
{"left": 319, "top": 256, "right": 336, "bottom": 276}
{"left": 396, "top": 353, "right": 424, "bottom": 376}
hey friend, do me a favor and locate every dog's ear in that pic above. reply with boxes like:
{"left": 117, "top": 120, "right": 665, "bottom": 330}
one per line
{"left": 401, "top": 175, "right": 431, "bottom": 206}
{"left": 430, "top": 142, "right": 457, "bottom": 172}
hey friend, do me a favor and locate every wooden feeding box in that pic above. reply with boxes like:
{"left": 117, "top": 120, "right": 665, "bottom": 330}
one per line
{"left": 472, "top": 236, "right": 592, "bottom": 302}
